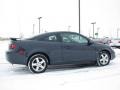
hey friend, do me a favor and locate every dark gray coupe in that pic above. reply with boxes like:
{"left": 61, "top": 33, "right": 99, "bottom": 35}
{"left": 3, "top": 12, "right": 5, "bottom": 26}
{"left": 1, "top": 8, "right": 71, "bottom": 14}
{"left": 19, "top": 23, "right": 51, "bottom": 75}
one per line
{"left": 6, "top": 31, "right": 115, "bottom": 73}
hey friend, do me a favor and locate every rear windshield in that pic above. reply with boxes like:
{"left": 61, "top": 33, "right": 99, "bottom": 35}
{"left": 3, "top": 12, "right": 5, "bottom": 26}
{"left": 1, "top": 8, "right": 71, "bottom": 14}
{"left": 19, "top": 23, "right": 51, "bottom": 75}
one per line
{"left": 26, "top": 33, "right": 48, "bottom": 40}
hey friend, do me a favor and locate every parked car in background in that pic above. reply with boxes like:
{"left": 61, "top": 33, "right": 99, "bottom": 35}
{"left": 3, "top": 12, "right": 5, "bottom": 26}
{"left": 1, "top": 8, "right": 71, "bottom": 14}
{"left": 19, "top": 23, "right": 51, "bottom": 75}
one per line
{"left": 109, "top": 38, "right": 120, "bottom": 47}
{"left": 6, "top": 31, "right": 115, "bottom": 73}
{"left": 92, "top": 37, "right": 111, "bottom": 45}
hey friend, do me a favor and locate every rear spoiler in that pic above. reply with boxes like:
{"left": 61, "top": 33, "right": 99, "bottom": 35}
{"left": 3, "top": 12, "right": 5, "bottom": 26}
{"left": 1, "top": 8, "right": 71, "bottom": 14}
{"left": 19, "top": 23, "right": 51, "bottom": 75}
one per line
{"left": 10, "top": 38, "right": 21, "bottom": 41}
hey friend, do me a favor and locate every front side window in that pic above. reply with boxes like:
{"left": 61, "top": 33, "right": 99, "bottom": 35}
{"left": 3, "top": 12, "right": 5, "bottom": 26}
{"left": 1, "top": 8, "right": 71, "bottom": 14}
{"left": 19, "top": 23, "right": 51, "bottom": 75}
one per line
{"left": 61, "top": 33, "right": 88, "bottom": 44}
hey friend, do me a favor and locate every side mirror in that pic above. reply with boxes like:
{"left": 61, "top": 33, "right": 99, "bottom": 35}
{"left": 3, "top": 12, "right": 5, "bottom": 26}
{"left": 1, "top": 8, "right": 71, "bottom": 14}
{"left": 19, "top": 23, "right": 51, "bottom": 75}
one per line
{"left": 88, "top": 40, "right": 94, "bottom": 45}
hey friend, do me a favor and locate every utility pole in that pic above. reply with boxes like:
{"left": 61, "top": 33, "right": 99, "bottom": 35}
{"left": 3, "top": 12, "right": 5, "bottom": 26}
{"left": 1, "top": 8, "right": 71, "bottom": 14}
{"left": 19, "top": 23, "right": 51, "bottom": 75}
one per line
{"left": 91, "top": 22, "right": 96, "bottom": 38}
{"left": 78, "top": 0, "right": 80, "bottom": 34}
{"left": 38, "top": 17, "right": 42, "bottom": 34}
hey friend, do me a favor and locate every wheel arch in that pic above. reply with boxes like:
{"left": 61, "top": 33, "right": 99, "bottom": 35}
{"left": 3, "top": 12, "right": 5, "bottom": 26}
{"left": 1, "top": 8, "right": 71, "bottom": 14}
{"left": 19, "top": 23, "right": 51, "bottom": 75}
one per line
{"left": 27, "top": 52, "right": 50, "bottom": 66}
{"left": 100, "top": 49, "right": 111, "bottom": 59}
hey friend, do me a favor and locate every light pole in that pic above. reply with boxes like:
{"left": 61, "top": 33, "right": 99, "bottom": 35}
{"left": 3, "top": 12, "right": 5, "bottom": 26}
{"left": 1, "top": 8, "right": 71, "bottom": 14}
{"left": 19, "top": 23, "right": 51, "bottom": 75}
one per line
{"left": 78, "top": 0, "right": 81, "bottom": 34}
{"left": 96, "top": 27, "right": 100, "bottom": 38}
{"left": 38, "top": 17, "right": 42, "bottom": 34}
{"left": 91, "top": 22, "right": 96, "bottom": 38}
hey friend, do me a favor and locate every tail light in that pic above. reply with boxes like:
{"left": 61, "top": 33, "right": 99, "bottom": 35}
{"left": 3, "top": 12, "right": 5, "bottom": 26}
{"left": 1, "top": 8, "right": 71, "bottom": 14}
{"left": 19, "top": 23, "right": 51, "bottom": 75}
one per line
{"left": 9, "top": 44, "right": 16, "bottom": 49}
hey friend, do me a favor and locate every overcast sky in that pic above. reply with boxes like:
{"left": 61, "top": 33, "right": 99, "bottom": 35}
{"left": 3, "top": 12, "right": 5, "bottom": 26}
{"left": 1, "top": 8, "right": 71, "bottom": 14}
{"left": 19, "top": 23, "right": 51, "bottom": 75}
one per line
{"left": 0, "top": 0, "right": 120, "bottom": 38}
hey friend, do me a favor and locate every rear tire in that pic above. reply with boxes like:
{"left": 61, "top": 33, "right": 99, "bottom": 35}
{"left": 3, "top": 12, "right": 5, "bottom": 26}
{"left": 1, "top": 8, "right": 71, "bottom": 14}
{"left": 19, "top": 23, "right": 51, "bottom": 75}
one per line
{"left": 97, "top": 51, "right": 110, "bottom": 66}
{"left": 28, "top": 54, "right": 48, "bottom": 73}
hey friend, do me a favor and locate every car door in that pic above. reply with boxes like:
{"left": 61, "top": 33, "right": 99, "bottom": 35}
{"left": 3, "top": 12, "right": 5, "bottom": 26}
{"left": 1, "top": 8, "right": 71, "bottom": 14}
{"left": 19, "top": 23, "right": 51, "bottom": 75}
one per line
{"left": 60, "top": 32, "right": 97, "bottom": 64}
{"left": 40, "top": 33, "right": 62, "bottom": 64}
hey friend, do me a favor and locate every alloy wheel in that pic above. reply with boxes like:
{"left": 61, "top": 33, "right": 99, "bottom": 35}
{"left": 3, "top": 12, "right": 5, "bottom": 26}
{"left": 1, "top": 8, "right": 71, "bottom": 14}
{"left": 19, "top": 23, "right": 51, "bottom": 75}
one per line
{"left": 97, "top": 51, "right": 110, "bottom": 66}
{"left": 28, "top": 54, "right": 48, "bottom": 73}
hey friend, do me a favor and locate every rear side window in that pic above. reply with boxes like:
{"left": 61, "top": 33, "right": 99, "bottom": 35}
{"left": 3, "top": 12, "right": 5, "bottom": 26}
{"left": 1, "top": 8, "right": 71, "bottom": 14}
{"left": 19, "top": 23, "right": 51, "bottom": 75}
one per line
{"left": 43, "top": 34, "right": 58, "bottom": 42}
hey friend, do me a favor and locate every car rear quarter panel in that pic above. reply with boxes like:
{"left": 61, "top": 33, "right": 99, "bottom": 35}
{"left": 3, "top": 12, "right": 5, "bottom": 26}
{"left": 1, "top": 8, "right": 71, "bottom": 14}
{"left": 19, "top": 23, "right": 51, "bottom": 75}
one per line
{"left": 18, "top": 40, "right": 62, "bottom": 65}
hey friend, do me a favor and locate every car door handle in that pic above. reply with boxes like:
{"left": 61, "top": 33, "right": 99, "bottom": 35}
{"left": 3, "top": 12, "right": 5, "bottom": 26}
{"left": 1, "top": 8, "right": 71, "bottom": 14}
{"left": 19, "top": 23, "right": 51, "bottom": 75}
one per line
{"left": 63, "top": 46, "right": 72, "bottom": 49}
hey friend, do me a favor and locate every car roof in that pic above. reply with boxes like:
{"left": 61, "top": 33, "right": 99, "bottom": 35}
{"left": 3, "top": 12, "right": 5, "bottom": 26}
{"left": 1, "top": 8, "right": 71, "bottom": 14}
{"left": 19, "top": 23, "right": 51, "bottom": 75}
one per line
{"left": 28, "top": 31, "right": 88, "bottom": 40}
{"left": 35, "top": 31, "right": 80, "bottom": 37}
{"left": 28, "top": 31, "right": 74, "bottom": 40}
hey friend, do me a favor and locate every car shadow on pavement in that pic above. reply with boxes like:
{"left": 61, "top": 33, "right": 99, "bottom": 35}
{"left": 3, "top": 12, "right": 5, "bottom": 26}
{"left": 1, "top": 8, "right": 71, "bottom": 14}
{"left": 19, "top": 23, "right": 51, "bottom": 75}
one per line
{"left": 4, "top": 63, "right": 95, "bottom": 75}
{"left": 46, "top": 64, "right": 95, "bottom": 73}
{"left": 1, "top": 62, "right": 116, "bottom": 76}
{"left": 10, "top": 65, "right": 31, "bottom": 74}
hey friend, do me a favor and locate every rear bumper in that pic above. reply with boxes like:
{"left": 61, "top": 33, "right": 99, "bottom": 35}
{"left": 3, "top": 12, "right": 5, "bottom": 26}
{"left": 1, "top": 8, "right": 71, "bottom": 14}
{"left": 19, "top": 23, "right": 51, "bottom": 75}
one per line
{"left": 6, "top": 51, "right": 27, "bottom": 65}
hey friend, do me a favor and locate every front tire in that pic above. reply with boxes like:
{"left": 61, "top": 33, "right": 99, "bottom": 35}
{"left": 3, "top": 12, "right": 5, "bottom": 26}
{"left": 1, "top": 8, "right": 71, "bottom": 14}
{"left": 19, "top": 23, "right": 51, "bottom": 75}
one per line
{"left": 97, "top": 51, "right": 110, "bottom": 66}
{"left": 28, "top": 54, "right": 48, "bottom": 73}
